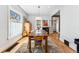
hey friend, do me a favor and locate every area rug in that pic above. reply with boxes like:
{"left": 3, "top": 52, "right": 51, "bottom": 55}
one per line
{"left": 16, "top": 38, "right": 63, "bottom": 53}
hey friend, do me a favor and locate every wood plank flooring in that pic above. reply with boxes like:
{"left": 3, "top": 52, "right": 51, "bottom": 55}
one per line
{"left": 49, "top": 33, "right": 76, "bottom": 53}
{"left": 4, "top": 33, "right": 76, "bottom": 53}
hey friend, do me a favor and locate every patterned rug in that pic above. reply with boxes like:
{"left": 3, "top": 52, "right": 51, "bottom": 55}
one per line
{"left": 16, "top": 38, "right": 63, "bottom": 53}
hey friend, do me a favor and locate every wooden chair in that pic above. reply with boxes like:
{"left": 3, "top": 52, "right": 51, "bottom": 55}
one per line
{"left": 34, "top": 36, "right": 44, "bottom": 48}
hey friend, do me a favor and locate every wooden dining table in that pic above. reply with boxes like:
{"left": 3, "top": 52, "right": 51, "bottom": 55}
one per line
{"left": 28, "top": 32, "right": 48, "bottom": 53}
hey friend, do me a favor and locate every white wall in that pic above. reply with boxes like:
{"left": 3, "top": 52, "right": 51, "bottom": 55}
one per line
{"left": 56, "top": 18, "right": 59, "bottom": 32}
{"left": 0, "top": 5, "right": 28, "bottom": 49}
{"left": 0, "top": 6, "right": 8, "bottom": 47}
{"left": 60, "top": 5, "right": 79, "bottom": 51}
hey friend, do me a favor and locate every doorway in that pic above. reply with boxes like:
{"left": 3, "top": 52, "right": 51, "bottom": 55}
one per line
{"left": 51, "top": 11, "right": 60, "bottom": 39}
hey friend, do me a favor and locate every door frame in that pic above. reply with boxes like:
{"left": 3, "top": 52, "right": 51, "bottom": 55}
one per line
{"left": 52, "top": 15, "right": 60, "bottom": 39}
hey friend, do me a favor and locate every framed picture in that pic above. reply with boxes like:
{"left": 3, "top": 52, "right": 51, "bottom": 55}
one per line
{"left": 36, "top": 20, "right": 41, "bottom": 27}
{"left": 43, "top": 20, "right": 48, "bottom": 26}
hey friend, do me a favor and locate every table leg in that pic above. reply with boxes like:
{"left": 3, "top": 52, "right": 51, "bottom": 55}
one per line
{"left": 45, "top": 36, "right": 48, "bottom": 53}
{"left": 29, "top": 37, "right": 32, "bottom": 53}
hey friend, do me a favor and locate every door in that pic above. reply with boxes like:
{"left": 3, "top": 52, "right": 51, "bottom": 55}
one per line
{"left": 51, "top": 15, "right": 60, "bottom": 39}
{"left": 52, "top": 15, "right": 60, "bottom": 33}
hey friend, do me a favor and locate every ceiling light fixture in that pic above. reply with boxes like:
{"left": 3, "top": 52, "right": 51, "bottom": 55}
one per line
{"left": 38, "top": 5, "right": 40, "bottom": 8}
{"left": 35, "top": 5, "right": 42, "bottom": 20}
{"left": 38, "top": 5, "right": 41, "bottom": 17}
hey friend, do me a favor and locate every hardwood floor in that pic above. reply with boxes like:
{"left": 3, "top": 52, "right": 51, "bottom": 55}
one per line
{"left": 14, "top": 33, "right": 76, "bottom": 53}
{"left": 49, "top": 33, "right": 76, "bottom": 53}
{"left": 3, "top": 37, "right": 29, "bottom": 53}
{"left": 3, "top": 33, "right": 76, "bottom": 53}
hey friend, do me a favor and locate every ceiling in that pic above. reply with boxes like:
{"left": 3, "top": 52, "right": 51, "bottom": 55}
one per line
{"left": 20, "top": 5, "right": 58, "bottom": 16}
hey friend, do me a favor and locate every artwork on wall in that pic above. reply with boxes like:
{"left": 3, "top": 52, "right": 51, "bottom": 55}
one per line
{"left": 43, "top": 20, "right": 48, "bottom": 26}
{"left": 10, "top": 10, "right": 21, "bottom": 23}
{"left": 36, "top": 20, "right": 41, "bottom": 27}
